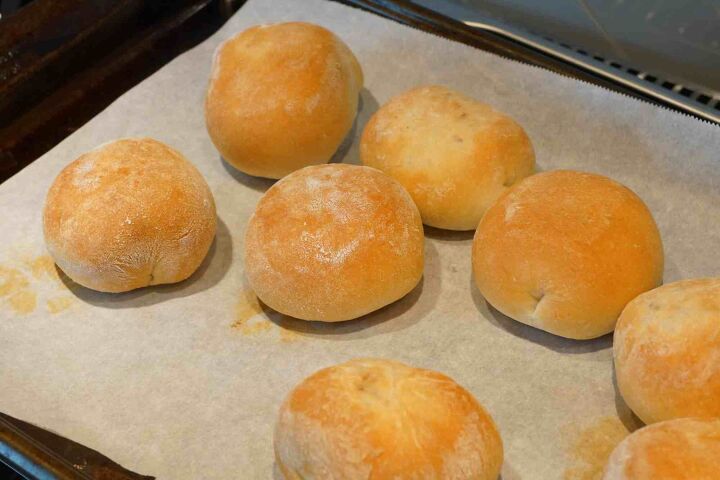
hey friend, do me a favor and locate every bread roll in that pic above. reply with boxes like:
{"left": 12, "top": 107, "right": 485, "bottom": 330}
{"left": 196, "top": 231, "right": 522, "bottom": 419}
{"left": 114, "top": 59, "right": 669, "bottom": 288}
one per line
{"left": 244, "top": 164, "right": 423, "bottom": 322}
{"left": 603, "top": 417, "right": 720, "bottom": 479}
{"left": 472, "top": 170, "right": 663, "bottom": 339}
{"left": 274, "top": 358, "right": 503, "bottom": 479}
{"left": 614, "top": 278, "right": 720, "bottom": 424}
{"left": 43, "top": 138, "right": 216, "bottom": 292}
{"left": 361, "top": 85, "right": 535, "bottom": 230}
{"left": 205, "top": 22, "right": 363, "bottom": 179}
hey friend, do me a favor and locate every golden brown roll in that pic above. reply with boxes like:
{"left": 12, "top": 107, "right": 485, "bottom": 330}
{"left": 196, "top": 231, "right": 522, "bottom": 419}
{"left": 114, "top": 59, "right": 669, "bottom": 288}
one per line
{"left": 274, "top": 358, "right": 504, "bottom": 479}
{"left": 244, "top": 164, "right": 423, "bottom": 322}
{"left": 361, "top": 85, "right": 535, "bottom": 230}
{"left": 43, "top": 138, "right": 216, "bottom": 292}
{"left": 614, "top": 278, "right": 720, "bottom": 424}
{"left": 602, "top": 417, "right": 720, "bottom": 479}
{"left": 472, "top": 170, "right": 663, "bottom": 339}
{"left": 205, "top": 22, "right": 363, "bottom": 179}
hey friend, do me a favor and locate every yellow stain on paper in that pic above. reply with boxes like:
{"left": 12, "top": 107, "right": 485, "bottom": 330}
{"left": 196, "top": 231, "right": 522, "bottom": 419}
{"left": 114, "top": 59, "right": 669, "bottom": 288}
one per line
{"left": 26, "top": 255, "right": 58, "bottom": 280}
{"left": 8, "top": 288, "right": 37, "bottom": 314}
{"left": 563, "top": 416, "right": 632, "bottom": 480}
{"left": 47, "top": 296, "right": 74, "bottom": 314}
{"left": 0, "top": 254, "right": 75, "bottom": 316}
{"left": 0, "top": 265, "right": 29, "bottom": 295}
{"left": 232, "top": 288, "right": 301, "bottom": 342}
{"left": 0, "top": 265, "right": 35, "bottom": 315}
{"left": 279, "top": 327, "right": 301, "bottom": 343}
{"left": 232, "top": 289, "right": 272, "bottom": 334}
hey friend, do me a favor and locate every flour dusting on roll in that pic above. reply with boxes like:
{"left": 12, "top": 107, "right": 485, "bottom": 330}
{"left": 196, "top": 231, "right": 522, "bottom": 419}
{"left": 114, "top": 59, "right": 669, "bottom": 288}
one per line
{"left": 614, "top": 278, "right": 720, "bottom": 424}
{"left": 603, "top": 417, "right": 720, "bottom": 479}
{"left": 205, "top": 22, "right": 363, "bottom": 179}
{"left": 275, "top": 358, "right": 503, "bottom": 479}
{"left": 43, "top": 138, "right": 216, "bottom": 292}
{"left": 361, "top": 85, "right": 535, "bottom": 231}
{"left": 244, "top": 164, "right": 423, "bottom": 322}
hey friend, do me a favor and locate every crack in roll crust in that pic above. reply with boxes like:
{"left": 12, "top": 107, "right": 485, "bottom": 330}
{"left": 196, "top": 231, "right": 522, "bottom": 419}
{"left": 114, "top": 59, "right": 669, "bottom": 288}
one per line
{"left": 472, "top": 170, "right": 664, "bottom": 339}
{"left": 602, "top": 418, "right": 720, "bottom": 479}
{"left": 614, "top": 278, "right": 720, "bottom": 424}
{"left": 274, "top": 358, "right": 504, "bottom": 479}
{"left": 205, "top": 22, "right": 363, "bottom": 179}
{"left": 361, "top": 85, "right": 535, "bottom": 231}
{"left": 43, "top": 138, "right": 217, "bottom": 293}
{"left": 244, "top": 164, "right": 424, "bottom": 322}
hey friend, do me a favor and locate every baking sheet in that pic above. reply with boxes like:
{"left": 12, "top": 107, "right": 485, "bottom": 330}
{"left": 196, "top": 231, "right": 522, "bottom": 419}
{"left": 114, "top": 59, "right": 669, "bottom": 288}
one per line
{"left": 1, "top": 0, "right": 719, "bottom": 478}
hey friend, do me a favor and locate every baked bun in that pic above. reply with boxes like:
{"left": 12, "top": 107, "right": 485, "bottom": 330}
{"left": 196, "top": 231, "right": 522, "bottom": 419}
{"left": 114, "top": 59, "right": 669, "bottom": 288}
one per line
{"left": 603, "top": 417, "right": 720, "bottom": 479}
{"left": 274, "top": 358, "right": 503, "bottom": 479}
{"left": 361, "top": 85, "right": 535, "bottom": 230}
{"left": 472, "top": 170, "right": 663, "bottom": 339}
{"left": 244, "top": 164, "right": 423, "bottom": 322}
{"left": 614, "top": 278, "right": 720, "bottom": 424}
{"left": 205, "top": 22, "right": 363, "bottom": 179}
{"left": 43, "top": 138, "right": 216, "bottom": 292}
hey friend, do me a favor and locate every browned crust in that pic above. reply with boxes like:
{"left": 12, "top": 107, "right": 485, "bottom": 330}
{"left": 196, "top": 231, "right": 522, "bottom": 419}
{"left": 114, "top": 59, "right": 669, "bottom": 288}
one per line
{"left": 361, "top": 85, "right": 535, "bottom": 230}
{"left": 274, "top": 358, "right": 503, "bottom": 479}
{"left": 43, "top": 138, "right": 216, "bottom": 292}
{"left": 614, "top": 278, "right": 720, "bottom": 424}
{"left": 205, "top": 22, "right": 363, "bottom": 179}
{"left": 244, "top": 164, "right": 424, "bottom": 322}
{"left": 472, "top": 170, "right": 664, "bottom": 339}
{"left": 603, "top": 417, "right": 720, "bottom": 479}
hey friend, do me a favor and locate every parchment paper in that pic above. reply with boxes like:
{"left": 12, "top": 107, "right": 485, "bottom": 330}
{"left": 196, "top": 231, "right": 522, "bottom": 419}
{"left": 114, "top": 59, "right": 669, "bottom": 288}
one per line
{"left": 1, "top": 1, "right": 719, "bottom": 478}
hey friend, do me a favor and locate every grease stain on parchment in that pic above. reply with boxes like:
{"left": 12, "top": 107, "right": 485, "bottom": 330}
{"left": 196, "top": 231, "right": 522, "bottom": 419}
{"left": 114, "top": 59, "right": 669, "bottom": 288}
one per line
{"left": 563, "top": 416, "right": 631, "bottom": 480}
{"left": 46, "top": 296, "right": 74, "bottom": 314}
{"left": 0, "top": 253, "right": 76, "bottom": 316}
{"left": 8, "top": 288, "right": 37, "bottom": 314}
{"left": 232, "top": 288, "right": 301, "bottom": 342}
{"left": 278, "top": 326, "right": 301, "bottom": 343}
{"left": 26, "top": 255, "right": 57, "bottom": 280}
{"left": 0, "top": 265, "right": 34, "bottom": 314}
{"left": 233, "top": 289, "right": 272, "bottom": 334}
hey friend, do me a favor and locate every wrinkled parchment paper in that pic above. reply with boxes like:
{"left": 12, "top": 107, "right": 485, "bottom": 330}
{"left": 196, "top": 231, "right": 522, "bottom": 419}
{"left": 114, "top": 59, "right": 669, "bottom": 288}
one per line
{"left": 1, "top": 0, "right": 719, "bottom": 478}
